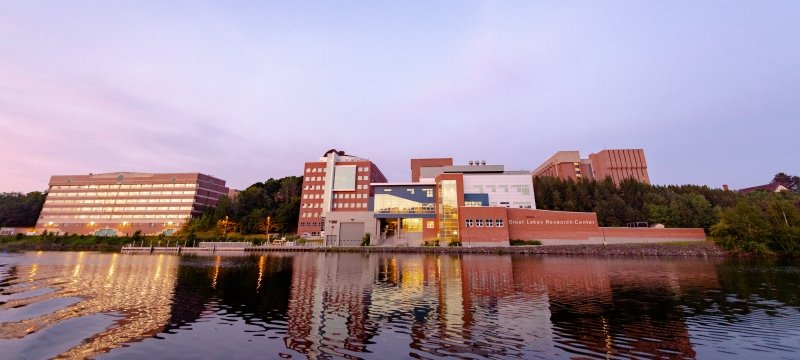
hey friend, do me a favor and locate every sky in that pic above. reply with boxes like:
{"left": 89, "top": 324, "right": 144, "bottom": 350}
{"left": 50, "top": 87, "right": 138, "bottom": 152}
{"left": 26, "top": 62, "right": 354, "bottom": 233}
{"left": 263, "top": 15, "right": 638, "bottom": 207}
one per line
{"left": 1, "top": 1, "right": 798, "bottom": 193}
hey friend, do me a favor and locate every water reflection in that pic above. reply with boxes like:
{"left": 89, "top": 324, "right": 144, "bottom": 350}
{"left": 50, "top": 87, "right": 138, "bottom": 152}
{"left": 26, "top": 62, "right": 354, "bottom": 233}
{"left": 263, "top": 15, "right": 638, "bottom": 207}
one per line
{"left": 0, "top": 252, "right": 798, "bottom": 359}
{"left": 0, "top": 252, "right": 179, "bottom": 358}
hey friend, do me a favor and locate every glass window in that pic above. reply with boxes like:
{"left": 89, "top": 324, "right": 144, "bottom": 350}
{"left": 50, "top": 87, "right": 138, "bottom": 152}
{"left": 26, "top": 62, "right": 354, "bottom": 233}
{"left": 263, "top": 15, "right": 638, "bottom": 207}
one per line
{"left": 437, "top": 180, "right": 459, "bottom": 242}
{"left": 486, "top": 219, "right": 494, "bottom": 227}
{"left": 496, "top": 219, "right": 504, "bottom": 227}
{"left": 466, "top": 219, "right": 473, "bottom": 227}
{"left": 476, "top": 219, "right": 483, "bottom": 227}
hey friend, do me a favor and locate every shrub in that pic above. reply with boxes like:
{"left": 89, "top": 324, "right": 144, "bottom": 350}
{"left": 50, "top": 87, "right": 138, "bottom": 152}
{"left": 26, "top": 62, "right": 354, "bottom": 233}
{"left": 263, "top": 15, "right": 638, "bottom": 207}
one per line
{"left": 423, "top": 238, "right": 440, "bottom": 247}
{"left": 361, "top": 232, "right": 371, "bottom": 246}
{"left": 510, "top": 239, "right": 542, "bottom": 246}
{"left": 448, "top": 241, "right": 462, "bottom": 247}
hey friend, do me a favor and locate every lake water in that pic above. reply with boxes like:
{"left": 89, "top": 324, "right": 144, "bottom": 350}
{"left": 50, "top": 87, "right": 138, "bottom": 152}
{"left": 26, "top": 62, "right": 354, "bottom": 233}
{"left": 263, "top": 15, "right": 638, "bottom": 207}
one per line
{"left": 1, "top": 251, "right": 799, "bottom": 359}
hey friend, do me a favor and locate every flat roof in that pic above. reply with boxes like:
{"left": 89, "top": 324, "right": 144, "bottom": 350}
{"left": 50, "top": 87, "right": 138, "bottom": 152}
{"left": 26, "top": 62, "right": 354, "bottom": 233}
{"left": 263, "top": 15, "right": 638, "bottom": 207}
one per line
{"left": 371, "top": 182, "right": 434, "bottom": 186}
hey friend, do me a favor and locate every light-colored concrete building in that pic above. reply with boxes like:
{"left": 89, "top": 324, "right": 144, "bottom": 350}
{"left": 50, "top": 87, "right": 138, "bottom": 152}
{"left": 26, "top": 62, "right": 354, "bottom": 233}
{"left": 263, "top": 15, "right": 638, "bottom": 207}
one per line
{"left": 36, "top": 172, "right": 228, "bottom": 236}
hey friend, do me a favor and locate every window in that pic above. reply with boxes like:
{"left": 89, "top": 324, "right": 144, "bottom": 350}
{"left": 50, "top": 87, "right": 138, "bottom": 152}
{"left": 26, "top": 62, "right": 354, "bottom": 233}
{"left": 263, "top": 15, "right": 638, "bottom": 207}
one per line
{"left": 427, "top": 221, "right": 434, "bottom": 229}
{"left": 476, "top": 219, "right": 483, "bottom": 227}
{"left": 466, "top": 219, "right": 473, "bottom": 227}
{"left": 486, "top": 219, "right": 493, "bottom": 227}
{"left": 496, "top": 219, "right": 504, "bottom": 227}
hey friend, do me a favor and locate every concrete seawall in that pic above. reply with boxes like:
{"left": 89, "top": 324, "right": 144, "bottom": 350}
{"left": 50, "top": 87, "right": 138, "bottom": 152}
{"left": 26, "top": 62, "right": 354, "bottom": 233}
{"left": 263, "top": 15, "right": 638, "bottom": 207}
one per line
{"left": 121, "top": 242, "right": 726, "bottom": 257}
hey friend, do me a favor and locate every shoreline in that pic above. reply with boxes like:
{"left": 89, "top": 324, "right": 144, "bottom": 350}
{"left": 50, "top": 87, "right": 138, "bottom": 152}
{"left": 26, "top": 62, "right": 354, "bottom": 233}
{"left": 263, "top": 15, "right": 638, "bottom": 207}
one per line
{"left": 2, "top": 241, "right": 728, "bottom": 257}
{"left": 272, "top": 242, "right": 728, "bottom": 257}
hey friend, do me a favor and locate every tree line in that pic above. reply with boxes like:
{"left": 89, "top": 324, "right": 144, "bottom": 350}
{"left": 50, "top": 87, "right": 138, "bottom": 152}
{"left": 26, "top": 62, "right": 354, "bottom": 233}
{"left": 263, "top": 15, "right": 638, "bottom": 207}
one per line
{"left": 0, "top": 192, "right": 46, "bottom": 227}
{"left": 534, "top": 173, "right": 800, "bottom": 255}
{"left": 180, "top": 176, "right": 302, "bottom": 236}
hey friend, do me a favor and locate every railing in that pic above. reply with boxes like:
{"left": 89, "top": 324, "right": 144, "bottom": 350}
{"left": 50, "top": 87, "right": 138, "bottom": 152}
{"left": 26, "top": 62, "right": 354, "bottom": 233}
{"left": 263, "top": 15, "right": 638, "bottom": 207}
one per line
{"left": 198, "top": 241, "right": 252, "bottom": 248}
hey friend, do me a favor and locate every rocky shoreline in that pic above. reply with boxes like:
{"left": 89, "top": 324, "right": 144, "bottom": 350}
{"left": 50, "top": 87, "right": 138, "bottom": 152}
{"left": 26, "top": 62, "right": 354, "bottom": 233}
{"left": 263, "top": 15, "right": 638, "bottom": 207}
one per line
{"left": 3, "top": 241, "right": 728, "bottom": 257}
{"left": 279, "top": 241, "right": 728, "bottom": 257}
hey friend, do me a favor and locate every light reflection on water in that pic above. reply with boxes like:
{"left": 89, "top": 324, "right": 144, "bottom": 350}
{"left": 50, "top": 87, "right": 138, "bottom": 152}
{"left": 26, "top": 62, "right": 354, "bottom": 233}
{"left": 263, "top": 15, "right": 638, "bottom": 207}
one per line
{"left": 0, "top": 252, "right": 798, "bottom": 359}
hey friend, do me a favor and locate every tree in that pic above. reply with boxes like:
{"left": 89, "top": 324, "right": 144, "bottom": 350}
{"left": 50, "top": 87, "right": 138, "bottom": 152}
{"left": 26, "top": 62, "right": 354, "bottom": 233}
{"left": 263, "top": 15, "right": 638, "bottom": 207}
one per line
{"left": 773, "top": 172, "right": 800, "bottom": 192}
{"left": 0, "top": 191, "right": 47, "bottom": 227}
{"left": 217, "top": 216, "right": 238, "bottom": 235}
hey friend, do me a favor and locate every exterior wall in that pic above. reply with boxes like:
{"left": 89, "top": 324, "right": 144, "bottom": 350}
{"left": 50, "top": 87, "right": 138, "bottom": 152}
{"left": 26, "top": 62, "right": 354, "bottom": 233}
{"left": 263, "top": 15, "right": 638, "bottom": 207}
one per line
{"left": 322, "top": 211, "right": 379, "bottom": 246}
{"left": 35, "top": 172, "right": 228, "bottom": 236}
{"left": 459, "top": 207, "right": 510, "bottom": 246}
{"left": 588, "top": 149, "right": 650, "bottom": 184}
{"left": 458, "top": 207, "right": 705, "bottom": 245}
{"left": 596, "top": 227, "right": 705, "bottom": 244}
{"left": 532, "top": 151, "right": 582, "bottom": 181}
{"left": 298, "top": 151, "right": 388, "bottom": 237}
{"left": 533, "top": 149, "right": 649, "bottom": 184}
{"left": 462, "top": 173, "right": 536, "bottom": 209}
{"left": 506, "top": 208, "right": 601, "bottom": 241}
{"left": 298, "top": 161, "right": 327, "bottom": 236}
{"left": 411, "top": 158, "right": 453, "bottom": 183}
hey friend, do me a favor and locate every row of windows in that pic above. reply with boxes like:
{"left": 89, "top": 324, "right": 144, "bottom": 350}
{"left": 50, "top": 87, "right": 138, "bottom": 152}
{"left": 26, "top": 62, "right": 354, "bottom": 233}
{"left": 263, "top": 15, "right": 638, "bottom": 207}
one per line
{"left": 299, "top": 222, "right": 323, "bottom": 227}
{"left": 41, "top": 222, "right": 182, "bottom": 227}
{"left": 301, "top": 212, "right": 321, "bottom": 218}
{"left": 43, "top": 206, "right": 192, "bottom": 213}
{"left": 40, "top": 214, "right": 190, "bottom": 220}
{"left": 465, "top": 218, "right": 505, "bottom": 228}
{"left": 335, "top": 193, "right": 367, "bottom": 199}
{"left": 302, "top": 203, "right": 321, "bottom": 208}
{"left": 303, "top": 184, "right": 372, "bottom": 192}
{"left": 48, "top": 190, "right": 196, "bottom": 197}
{"left": 303, "top": 175, "right": 369, "bottom": 182}
{"left": 46, "top": 198, "right": 195, "bottom": 205}
{"left": 52, "top": 183, "right": 197, "bottom": 190}
{"left": 303, "top": 193, "right": 322, "bottom": 199}
{"left": 334, "top": 202, "right": 366, "bottom": 209}
{"left": 305, "top": 167, "right": 370, "bottom": 173}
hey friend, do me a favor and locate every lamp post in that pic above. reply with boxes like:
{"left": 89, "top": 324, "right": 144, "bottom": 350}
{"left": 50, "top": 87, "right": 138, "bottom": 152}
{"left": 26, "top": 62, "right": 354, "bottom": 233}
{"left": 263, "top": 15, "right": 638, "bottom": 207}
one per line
{"left": 266, "top": 216, "right": 271, "bottom": 243}
{"left": 121, "top": 221, "right": 131, "bottom": 236}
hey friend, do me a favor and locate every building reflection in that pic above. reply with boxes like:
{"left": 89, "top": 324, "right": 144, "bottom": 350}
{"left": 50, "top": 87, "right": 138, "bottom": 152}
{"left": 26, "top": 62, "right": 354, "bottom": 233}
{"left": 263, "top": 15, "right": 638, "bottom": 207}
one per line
{"left": 0, "top": 252, "right": 179, "bottom": 358}
{"left": 284, "top": 253, "right": 379, "bottom": 358}
{"left": 274, "top": 253, "right": 721, "bottom": 359}
{"left": 1, "top": 251, "right": 725, "bottom": 359}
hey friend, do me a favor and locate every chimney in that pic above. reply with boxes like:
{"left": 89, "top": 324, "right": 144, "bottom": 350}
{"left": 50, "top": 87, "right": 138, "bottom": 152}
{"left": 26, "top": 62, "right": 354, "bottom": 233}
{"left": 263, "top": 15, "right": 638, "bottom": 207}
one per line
{"left": 469, "top": 161, "right": 474, "bottom": 166}
{"left": 723, "top": 184, "right": 729, "bottom": 191}
{"left": 481, "top": 160, "right": 486, "bottom": 166}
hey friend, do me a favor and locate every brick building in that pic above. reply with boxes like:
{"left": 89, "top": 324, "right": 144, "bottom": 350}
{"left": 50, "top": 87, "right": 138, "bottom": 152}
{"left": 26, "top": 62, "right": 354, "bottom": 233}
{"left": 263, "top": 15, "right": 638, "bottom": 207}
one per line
{"left": 297, "top": 149, "right": 388, "bottom": 240}
{"left": 532, "top": 149, "right": 650, "bottom": 184}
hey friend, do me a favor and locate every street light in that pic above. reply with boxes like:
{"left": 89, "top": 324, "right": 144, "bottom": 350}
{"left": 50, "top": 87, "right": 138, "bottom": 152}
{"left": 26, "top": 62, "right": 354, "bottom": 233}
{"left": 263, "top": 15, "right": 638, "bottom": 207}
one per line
{"left": 266, "top": 216, "right": 271, "bottom": 243}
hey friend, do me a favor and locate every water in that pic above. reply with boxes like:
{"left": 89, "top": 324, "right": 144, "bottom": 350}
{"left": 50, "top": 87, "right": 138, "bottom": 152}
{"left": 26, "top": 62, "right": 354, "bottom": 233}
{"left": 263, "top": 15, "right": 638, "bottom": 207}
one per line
{"left": 1, "top": 252, "right": 799, "bottom": 359}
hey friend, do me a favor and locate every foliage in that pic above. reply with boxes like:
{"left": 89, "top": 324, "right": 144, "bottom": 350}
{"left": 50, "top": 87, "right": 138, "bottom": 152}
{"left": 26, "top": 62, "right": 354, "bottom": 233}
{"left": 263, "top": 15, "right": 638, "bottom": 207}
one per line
{"left": 423, "top": 238, "right": 440, "bottom": 247}
{"left": 448, "top": 240, "right": 462, "bottom": 247}
{"left": 0, "top": 191, "right": 46, "bottom": 227}
{"left": 711, "top": 191, "right": 800, "bottom": 256}
{"left": 773, "top": 172, "right": 800, "bottom": 192}
{"left": 180, "top": 176, "right": 302, "bottom": 236}
{"left": 510, "top": 239, "right": 542, "bottom": 246}
{"left": 360, "top": 232, "right": 371, "bottom": 246}
{"left": 534, "top": 177, "right": 730, "bottom": 230}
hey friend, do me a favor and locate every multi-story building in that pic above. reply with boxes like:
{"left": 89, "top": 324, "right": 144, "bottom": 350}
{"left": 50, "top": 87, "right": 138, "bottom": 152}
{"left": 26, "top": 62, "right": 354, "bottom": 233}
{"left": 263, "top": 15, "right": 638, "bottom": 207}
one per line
{"left": 35, "top": 172, "right": 228, "bottom": 236}
{"left": 410, "top": 158, "right": 453, "bottom": 182}
{"left": 312, "top": 152, "right": 703, "bottom": 247}
{"left": 297, "top": 149, "right": 388, "bottom": 240}
{"left": 532, "top": 149, "right": 650, "bottom": 184}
